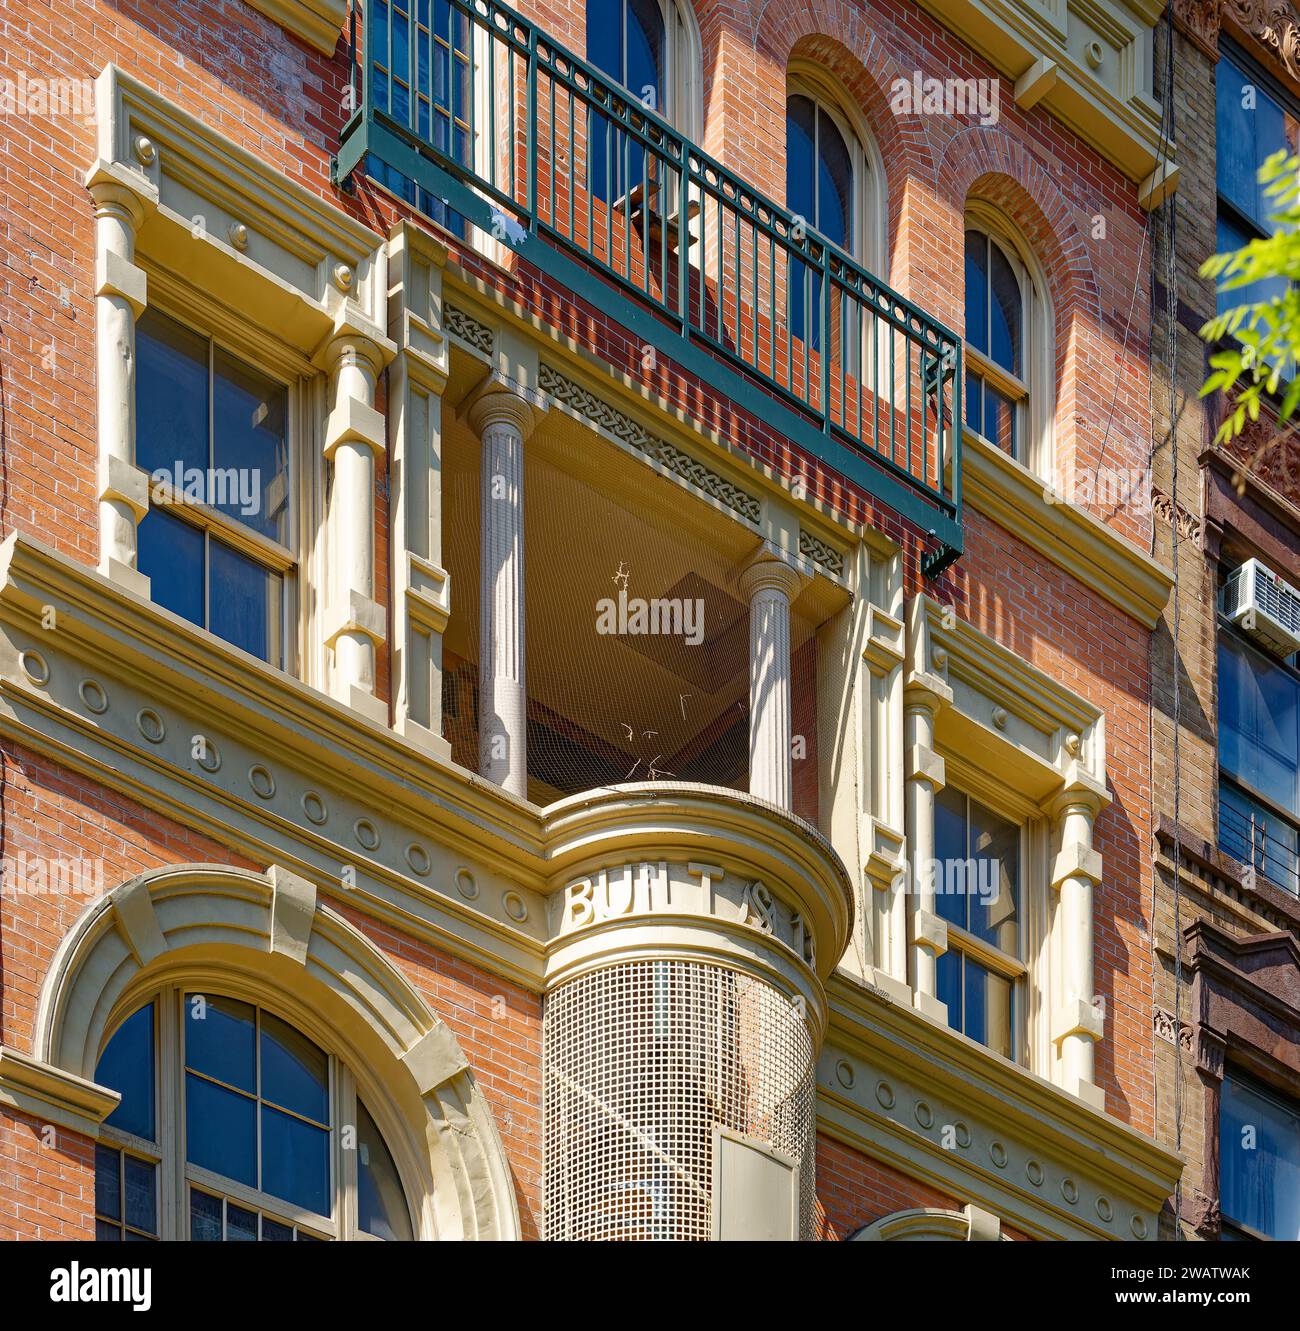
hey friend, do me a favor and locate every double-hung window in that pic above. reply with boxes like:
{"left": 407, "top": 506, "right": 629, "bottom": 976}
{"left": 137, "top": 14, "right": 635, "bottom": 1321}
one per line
{"left": 1220, "top": 1074, "right": 1300, "bottom": 1240}
{"left": 1218, "top": 614, "right": 1300, "bottom": 896}
{"left": 934, "top": 785, "right": 1025, "bottom": 1061}
{"left": 1215, "top": 48, "right": 1299, "bottom": 379}
{"left": 135, "top": 308, "right": 294, "bottom": 669}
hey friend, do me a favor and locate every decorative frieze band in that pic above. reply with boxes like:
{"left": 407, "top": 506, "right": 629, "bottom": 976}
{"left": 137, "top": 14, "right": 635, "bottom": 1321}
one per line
{"left": 537, "top": 362, "right": 762, "bottom": 524}
{"left": 445, "top": 303, "right": 495, "bottom": 356}
{"left": 799, "top": 528, "right": 845, "bottom": 577}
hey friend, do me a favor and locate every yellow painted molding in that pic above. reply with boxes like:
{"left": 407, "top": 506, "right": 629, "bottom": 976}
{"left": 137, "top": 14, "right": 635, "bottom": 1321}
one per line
{"left": 0, "top": 1046, "right": 120, "bottom": 1140}
{"left": 915, "top": 0, "right": 1175, "bottom": 192}
{"left": 818, "top": 970, "right": 1184, "bottom": 1240}
{"left": 91, "top": 64, "right": 388, "bottom": 354}
{"left": 240, "top": 0, "right": 347, "bottom": 54}
{"left": 962, "top": 433, "right": 1173, "bottom": 628}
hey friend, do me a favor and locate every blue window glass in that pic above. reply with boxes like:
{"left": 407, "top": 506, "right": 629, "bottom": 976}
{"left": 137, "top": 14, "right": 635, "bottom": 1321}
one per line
{"left": 357, "top": 1101, "right": 414, "bottom": 1240}
{"left": 186, "top": 1074, "right": 257, "bottom": 1188}
{"left": 1221, "top": 1076, "right": 1300, "bottom": 1239}
{"left": 212, "top": 348, "right": 289, "bottom": 544}
{"left": 964, "top": 229, "right": 1024, "bottom": 456}
{"left": 189, "top": 1190, "right": 223, "bottom": 1242}
{"left": 185, "top": 995, "right": 256, "bottom": 1093}
{"left": 587, "top": 0, "right": 666, "bottom": 202}
{"left": 209, "top": 539, "right": 280, "bottom": 665}
{"left": 137, "top": 508, "right": 204, "bottom": 631}
{"left": 96, "top": 1004, "right": 156, "bottom": 1142}
{"left": 786, "top": 94, "right": 855, "bottom": 350}
{"left": 261, "top": 1107, "right": 330, "bottom": 1215}
{"left": 261, "top": 1011, "right": 329, "bottom": 1124}
{"left": 136, "top": 309, "right": 207, "bottom": 480}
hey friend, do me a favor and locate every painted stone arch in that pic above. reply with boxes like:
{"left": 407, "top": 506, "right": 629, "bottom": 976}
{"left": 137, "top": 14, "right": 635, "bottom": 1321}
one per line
{"left": 34, "top": 862, "right": 521, "bottom": 1241}
{"left": 849, "top": 1205, "right": 1008, "bottom": 1240}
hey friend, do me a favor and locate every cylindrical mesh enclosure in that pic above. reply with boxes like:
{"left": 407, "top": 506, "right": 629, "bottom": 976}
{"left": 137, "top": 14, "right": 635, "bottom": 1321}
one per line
{"left": 543, "top": 960, "right": 815, "bottom": 1240}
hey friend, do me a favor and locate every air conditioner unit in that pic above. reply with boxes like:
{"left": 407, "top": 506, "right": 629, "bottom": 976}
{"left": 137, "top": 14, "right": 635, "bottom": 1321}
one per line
{"left": 1224, "top": 558, "right": 1300, "bottom": 658}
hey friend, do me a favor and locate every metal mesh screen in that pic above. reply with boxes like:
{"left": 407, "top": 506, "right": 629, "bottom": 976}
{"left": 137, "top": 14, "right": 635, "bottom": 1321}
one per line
{"left": 543, "top": 960, "right": 815, "bottom": 1240}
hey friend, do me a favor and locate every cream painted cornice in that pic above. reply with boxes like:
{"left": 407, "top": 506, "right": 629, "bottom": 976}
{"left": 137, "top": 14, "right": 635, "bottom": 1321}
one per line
{"left": 0, "top": 534, "right": 850, "bottom": 1010}
{"left": 0, "top": 1046, "right": 120, "bottom": 1139}
{"left": 962, "top": 434, "right": 1173, "bottom": 628}
{"left": 91, "top": 64, "right": 390, "bottom": 356}
{"left": 915, "top": 0, "right": 1175, "bottom": 197}
{"left": 818, "top": 972, "right": 1183, "bottom": 1240}
{"left": 241, "top": 0, "right": 347, "bottom": 54}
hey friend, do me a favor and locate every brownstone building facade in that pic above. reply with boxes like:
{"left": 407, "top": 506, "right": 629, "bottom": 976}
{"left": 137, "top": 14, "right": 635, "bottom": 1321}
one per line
{"left": 1153, "top": 0, "right": 1300, "bottom": 1242}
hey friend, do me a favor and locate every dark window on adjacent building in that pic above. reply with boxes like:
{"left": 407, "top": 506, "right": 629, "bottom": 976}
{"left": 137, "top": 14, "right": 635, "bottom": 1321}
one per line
{"left": 1220, "top": 1074, "right": 1300, "bottom": 1240}
{"left": 1218, "top": 621, "right": 1300, "bottom": 896}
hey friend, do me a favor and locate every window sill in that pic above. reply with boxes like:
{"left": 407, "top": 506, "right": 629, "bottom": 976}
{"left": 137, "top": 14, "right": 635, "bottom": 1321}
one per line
{"left": 241, "top": 0, "right": 347, "bottom": 54}
{"left": 960, "top": 430, "right": 1173, "bottom": 628}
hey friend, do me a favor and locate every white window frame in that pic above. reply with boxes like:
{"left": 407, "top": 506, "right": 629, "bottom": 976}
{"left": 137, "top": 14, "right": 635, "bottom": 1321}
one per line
{"left": 95, "top": 986, "right": 418, "bottom": 1243}
{"left": 938, "top": 755, "right": 1052, "bottom": 1071}
{"left": 963, "top": 205, "right": 1054, "bottom": 479}
{"left": 135, "top": 271, "right": 324, "bottom": 680}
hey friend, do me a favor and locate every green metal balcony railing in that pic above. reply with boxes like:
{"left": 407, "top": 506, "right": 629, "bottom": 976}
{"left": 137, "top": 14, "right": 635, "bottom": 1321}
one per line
{"left": 335, "top": 0, "right": 963, "bottom": 572}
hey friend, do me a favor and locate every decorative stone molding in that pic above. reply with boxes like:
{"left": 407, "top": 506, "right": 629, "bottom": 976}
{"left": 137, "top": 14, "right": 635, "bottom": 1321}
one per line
{"left": 1153, "top": 1005, "right": 1194, "bottom": 1049}
{"left": 1151, "top": 485, "right": 1204, "bottom": 542}
{"left": 798, "top": 527, "right": 845, "bottom": 577}
{"left": 1176, "top": 0, "right": 1300, "bottom": 89}
{"left": 909, "top": 0, "right": 1173, "bottom": 193}
{"left": 537, "top": 361, "right": 763, "bottom": 525}
{"left": 34, "top": 864, "right": 520, "bottom": 1240}
{"left": 445, "top": 303, "right": 496, "bottom": 356}
{"left": 240, "top": 0, "right": 347, "bottom": 55}
{"left": 0, "top": 1047, "right": 121, "bottom": 1140}
{"left": 542, "top": 783, "right": 854, "bottom": 1039}
{"left": 850, "top": 1203, "right": 1005, "bottom": 1240}
{"left": 90, "top": 66, "right": 388, "bottom": 348}
{"left": 819, "top": 972, "right": 1183, "bottom": 1241}
{"left": 907, "top": 595, "right": 1109, "bottom": 1105}
{"left": 387, "top": 223, "right": 453, "bottom": 759}
{"left": 962, "top": 432, "right": 1173, "bottom": 628}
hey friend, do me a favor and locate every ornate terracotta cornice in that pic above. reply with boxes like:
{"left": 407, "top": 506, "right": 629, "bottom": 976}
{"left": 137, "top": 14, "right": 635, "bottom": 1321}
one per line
{"left": 1176, "top": 0, "right": 1300, "bottom": 89}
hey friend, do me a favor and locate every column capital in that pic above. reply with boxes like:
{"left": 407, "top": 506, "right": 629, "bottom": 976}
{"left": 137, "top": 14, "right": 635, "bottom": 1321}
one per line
{"left": 902, "top": 668, "right": 953, "bottom": 715}
{"left": 1045, "top": 770, "right": 1109, "bottom": 824}
{"left": 319, "top": 327, "right": 394, "bottom": 379}
{"left": 738, "top": 543, "right": 803, "bottom": 601}
{"left": 84, "top": 160, "right": 154, "bottom": 231}
{"left": 463, "top": 374, "right": 545, "bottom": 440}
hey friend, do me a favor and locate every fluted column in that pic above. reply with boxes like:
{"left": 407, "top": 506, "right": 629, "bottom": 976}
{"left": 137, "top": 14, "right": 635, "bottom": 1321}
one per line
{"left": 739, "top": 548, "right": 804, "bottom": 810}
{"left": 86, "top": 166, "right": 150, "bottom": 595}
{"left": 903, "top": 669, "right": 952, "bottom": 1022}
{"left": 1049, "top": 776, "right": 1107, "bottom": 1110}
{"left": 468, "top": 389, "right": 538, "bottom": 798}
{"left": 323, "top": 333, "right": 390, "bottom": 723}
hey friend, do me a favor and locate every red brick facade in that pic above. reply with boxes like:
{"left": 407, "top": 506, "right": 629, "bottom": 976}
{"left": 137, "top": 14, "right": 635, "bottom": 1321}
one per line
{"left": 0, "top": 0, "right": 1166, "bottom": 1240}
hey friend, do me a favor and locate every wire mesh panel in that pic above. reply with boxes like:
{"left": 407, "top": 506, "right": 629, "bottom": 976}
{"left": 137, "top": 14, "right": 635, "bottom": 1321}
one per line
{"left": 544, "top": 960, "right": 815, "bottom": 1240}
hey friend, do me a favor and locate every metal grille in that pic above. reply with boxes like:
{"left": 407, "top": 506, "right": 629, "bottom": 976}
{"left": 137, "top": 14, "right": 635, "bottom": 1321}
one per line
{"left": 544, "top": 960, "right": 815, "bottom": 1240}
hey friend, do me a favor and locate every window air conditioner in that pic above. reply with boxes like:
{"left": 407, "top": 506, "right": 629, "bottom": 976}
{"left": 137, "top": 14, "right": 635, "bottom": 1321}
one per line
{"left": 1224, "top": 558, "right": 1300, "bottom": 658}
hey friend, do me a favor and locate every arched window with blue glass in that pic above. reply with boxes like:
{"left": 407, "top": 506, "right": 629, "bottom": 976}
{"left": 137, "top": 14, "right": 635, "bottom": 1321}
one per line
{"left": 93, "top": 990, "right": 416, "bottom": 1241}
{"left": 784, "top": 70, "right": 882, "bottom": 368}
{"left": 963, "top": 209, "right": 1053, "bottom": 476}
{"left": 585, "top": 0, "right": 700, "bottom": 205}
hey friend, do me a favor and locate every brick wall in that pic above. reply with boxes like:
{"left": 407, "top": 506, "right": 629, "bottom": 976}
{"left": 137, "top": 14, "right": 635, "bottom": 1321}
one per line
{"left": 1, "top": 0, "right": 1161, "bottom": 1237}
{"left": 0, "top": 1107, "right": 96, "bottom": 1240}
{"left": 0, "top": 741, "right": 544, "bottom": 1236}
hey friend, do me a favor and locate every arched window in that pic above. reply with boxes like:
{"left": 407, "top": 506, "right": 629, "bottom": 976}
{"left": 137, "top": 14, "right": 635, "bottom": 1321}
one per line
{"left": 785, "top": 70, "right": 884, "bottom": 353}
{"left": 586, "top": 0, "right": 701, "bottom": 201}
{"left": 93, "top": 991, "right": 415, "bottom": 1242}
{"left": 963, "top": 213, "right": 1053, "bottom": 475}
